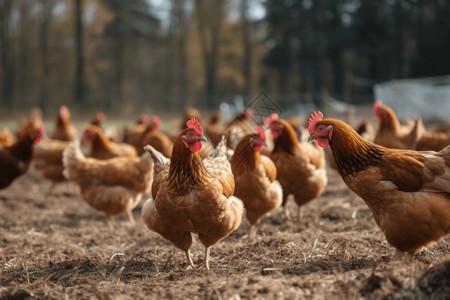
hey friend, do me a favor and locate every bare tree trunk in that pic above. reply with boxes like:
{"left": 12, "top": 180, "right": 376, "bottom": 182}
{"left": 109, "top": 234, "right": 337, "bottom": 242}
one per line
{"left": 113, "top": 36, "right": 125, "bottom": 110}
{"left": 195, "top": 0, "right": 223, "bottom": 108}
{"left": 175, "top": 0, "right": 189, "bottom": 100}
{"left": 241, "top": 0, "right": 253, "bottom": 100}
{"left": 0, "top": 0, "right": 14, "bottom": 110}
{"left": 74, "top": 0, "right": 84, "bottom": 105}
{"left": 394, "top": 0, "right": 405, "bottom": 78}
{"left": 39, "top": 0, "right": 52, "bottom": 113}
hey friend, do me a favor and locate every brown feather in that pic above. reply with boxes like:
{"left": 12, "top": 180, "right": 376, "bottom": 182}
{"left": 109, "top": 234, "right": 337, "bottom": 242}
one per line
{"left": 168, "top": 128, "right": 210, "bottom": 195}
{"left": 313, "top": 117, "right": 450, "bottom": 254}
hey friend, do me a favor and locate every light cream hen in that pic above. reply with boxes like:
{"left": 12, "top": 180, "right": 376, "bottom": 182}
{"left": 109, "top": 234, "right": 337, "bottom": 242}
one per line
{"left": 63, "top": 140, "right": 153, "bottom": 224}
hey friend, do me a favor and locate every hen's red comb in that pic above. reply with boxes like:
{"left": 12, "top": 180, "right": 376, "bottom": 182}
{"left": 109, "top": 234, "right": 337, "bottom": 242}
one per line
{"left": 37, "top": 125, "right": 45, "bottom": 136}
{"left": 60, "top": 105, "right": 69, "bottom": 117}
{"left": 97, "top": 112, "right": 106, "bottom": 121}
{"left": 267, "top": 113, "right": 279, "bottom": 125}
{"left": 186, "top": 118, "right": 203, "bottom": 135}
{"left": 152, "top": 115, "right": 161, "bottom": 126}
{"left": 373, "top": 100, "right": 382, "bottom": 111}
{"left": 308, "top": 111, "right": 323, "bottom": 135}
{"left": 255, "top": 126, "right": 266, "bottom": 141}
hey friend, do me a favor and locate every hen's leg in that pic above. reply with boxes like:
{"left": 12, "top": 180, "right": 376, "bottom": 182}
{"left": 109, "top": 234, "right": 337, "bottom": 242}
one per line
{"left": 248, "top": 225, "right": 255, "bottom": 239}
{"left": 297, "top": 206, "right": 303, "bottom": 222}
{"left": 392, "top": 249, "right": 414, "bottom": 263}
{"left": 284, "top": 205, "right": 290, "bottom": 220}
{"left": 185, "top": 249, "right": 195, "bottom": 269}
{"left": 204, "top": 247, "right": 211, "bottom": 270}
{"left": 105, "top": 214, "right": 113, "bottom": 228}
{"left": 46, "top": 182, "right": 56, "bottom": 197}
{"left": 127, "top": 210, "right": 136, "bottom": 225}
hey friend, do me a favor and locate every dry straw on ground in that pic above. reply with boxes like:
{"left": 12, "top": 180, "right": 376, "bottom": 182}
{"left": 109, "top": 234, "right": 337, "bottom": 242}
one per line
{"left": 0, "top": 168, "right": 449, "bottom": 299}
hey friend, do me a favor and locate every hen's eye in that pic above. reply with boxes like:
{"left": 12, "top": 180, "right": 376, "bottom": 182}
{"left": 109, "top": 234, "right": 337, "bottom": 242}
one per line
{"left": 188, "top": 132, "right": 193, "bottom": 136}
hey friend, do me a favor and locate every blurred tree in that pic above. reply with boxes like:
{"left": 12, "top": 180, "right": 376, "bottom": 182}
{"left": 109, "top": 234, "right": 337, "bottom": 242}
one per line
{"left": 0, "top": 0, "right": 14, "bottom": 110}
{"left": 100, "top": 0, "right": 159, "bottom": 108}
{"left": 164, "top": 0, "right": 191, "bottom": 109}
{"left": 195, "top": 0, "right": 225, "bottom": 108}
{"left": 241, "top": 0, "right": 253, "bottom": 99}
{"left": 75, "top": 0, "right": 85, "bottom": 105}
{"left": 411, "top": 0, "right": 450, "bottom": 77}
{"left": 39, "top": 0, "right": 55, "bottom": 113}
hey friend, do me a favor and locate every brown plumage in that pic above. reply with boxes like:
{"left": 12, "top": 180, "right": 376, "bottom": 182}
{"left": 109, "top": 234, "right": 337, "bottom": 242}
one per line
{"left": 309, "top": 113, "right": 450, "bottom": 255}
{"left": 287, "top": 116, "right": 303, "bottom": 140}
{"left": 33, "top": 139, "right": 70, "bottom": 183}
{"left": 123, "top": 115, "right": 151, "bottom": 149}
{"left": 142, "top": 122, "right": 243, "bottom": 269}
{"left": 16, "top": 107, "right": 43, "bottom": 138}
{"left": 416, "top": 131, "right": 450, "bottom": 151}
{"left": 230, "top": 132, "right": 282, "bottom": 236}
{"left": 226, "top": 109, "right": 254, "bottom": 149}
{"left": 268, "top": 115, "right": 327, "bottom": 220}
{"left": 90, "top": 112, "right": 106, "bottom": 127}
{"left": 0, "top": 123, "right": 44, "bottom": 189}
{"left": 205, "top": 110, "right": 225, "bottom": 147}
{"left": 143, "top": 130, "right": 173, "bottom": 158}
{"left": 84, "top": 124, "right": 137, "bottom": 160}
{"left": 0, "top": 128, "right": 14, "bottom": 148}
{"left": 354, "top": 118, "right": 375, "bottom": 141}
{"left": 62, "top": 141, "right": 154, "bottom": 224}
{"left": 50, "top": 105, "right": 78, "bottom": 141}
{"left": 373, "top": 101, "right": 423, "bottom": 149}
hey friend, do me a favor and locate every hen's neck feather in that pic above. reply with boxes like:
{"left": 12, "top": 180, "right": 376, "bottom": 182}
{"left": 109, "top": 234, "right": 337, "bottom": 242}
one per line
{"left": 93, "top": 129, "right": 111, "bottom": 151}
{"left": 379, "top": 107, "right": 401, "bottom": 132}
{"left": 8, "top": 132, "right": 34, "bottom": 162}
{"left": 168, "top": 133, "right": 209, "bottom": 194}
{"left": 231, "top": 135, "right": 260, "bottom": 172}
{"left": 327, "top": 119, "right": 387, "bottom": 178}
{"left": 272, "top": 120, "right": 299, "bottom": 155}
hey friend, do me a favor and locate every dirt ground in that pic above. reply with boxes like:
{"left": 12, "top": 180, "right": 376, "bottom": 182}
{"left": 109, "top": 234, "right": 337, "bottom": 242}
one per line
{"left": 0, "top": 165, "right": 449, "bottom": 299}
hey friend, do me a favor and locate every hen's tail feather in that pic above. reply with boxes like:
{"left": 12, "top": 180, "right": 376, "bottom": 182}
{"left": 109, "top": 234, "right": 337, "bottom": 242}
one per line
{"left": 439, "top": 144, "right": 450, "bottom": 166}
{"left": 62, "top": 138, "right": 85, "bottom": 180}
{"left": 144, "top": 145, "right": 169, "bottom": 166}
{"left": 209, "top": 135, "right": 227, "bottom": 158}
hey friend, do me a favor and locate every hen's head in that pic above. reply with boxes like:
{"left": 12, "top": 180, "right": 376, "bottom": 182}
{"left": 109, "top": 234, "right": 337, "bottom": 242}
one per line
{"left": 59, "top": 105, "right": 71, "bottom": 121}
{"left": 249, "top": 126, "right": 267, "bottom": 152}
{"left": 267, "top": 113, "right": 284, "bottom": 138}
{"left": 374, "top": 100, "right": 392, "bottom": 121}
{"left": 83, "top": 125, "right": 99, "bottom": 142}
{"left": 31, "top": 125, "right": 45, "bottom": 144}
{"left": 96, "top": 112, "right": 106, "bottom": 122}
{"left": 150, "top": 115, "right": 161, "bottom": 131}
{"left": 182, "top": 118, "right": 207, "bottom": 153}
{"left": 308, "top": 111, "right": 334, "bottom": 148}
{"left": 137, "top": 114, "right": 150, "bottom": 125}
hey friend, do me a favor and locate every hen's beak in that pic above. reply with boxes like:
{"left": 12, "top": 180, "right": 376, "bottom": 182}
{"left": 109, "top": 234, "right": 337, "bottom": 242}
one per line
{"left": 307, "top": 134, "right": 316, "bottom": 143}
{"left": 198, "top": 135, "right": 207, "bottom": 142}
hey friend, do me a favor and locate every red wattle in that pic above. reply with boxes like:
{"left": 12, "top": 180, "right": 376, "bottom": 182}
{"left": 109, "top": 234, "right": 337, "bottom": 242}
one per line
{"left": 317, "top": 137, "right": 329, "bottom": 148}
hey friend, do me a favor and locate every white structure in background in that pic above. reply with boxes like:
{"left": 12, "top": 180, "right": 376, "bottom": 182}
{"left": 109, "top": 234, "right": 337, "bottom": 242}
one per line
{"left": 220, "top": 95, "right": 245, "bottom": 120}
{"left": 374, "top": 75, "right": 450, "bottom": 122}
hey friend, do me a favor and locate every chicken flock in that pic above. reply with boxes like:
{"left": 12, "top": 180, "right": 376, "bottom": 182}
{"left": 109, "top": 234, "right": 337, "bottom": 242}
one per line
{"left": 0, "top": 101, "right": 449, "bottom": 269}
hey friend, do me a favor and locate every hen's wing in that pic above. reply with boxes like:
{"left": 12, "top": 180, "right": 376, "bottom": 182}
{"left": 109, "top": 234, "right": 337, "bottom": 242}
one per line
{"left": 33, "top": 139, "right": 69, "bottom": 163}
{"left": 64, "top": 142, "right": 153, "bottom": 192}
{"left": 260, "top": 155, "right": 277, "bottom": 182}
{"left": 375, "top": 147, "right": 450, "bottom": 194}
{"left": 143, "top": 145, "right": 170, "bottom": 199}
{"left": 203, "top": 136, "right": 235, "bottom": 197}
